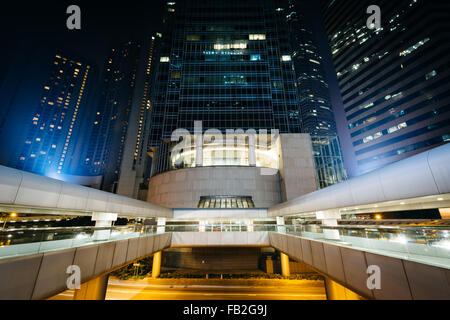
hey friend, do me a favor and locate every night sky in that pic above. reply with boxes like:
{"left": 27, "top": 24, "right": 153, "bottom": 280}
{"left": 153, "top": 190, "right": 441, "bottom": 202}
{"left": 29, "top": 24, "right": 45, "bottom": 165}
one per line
{"left": 2, "top": 0, "right": 166, "bottom": 67}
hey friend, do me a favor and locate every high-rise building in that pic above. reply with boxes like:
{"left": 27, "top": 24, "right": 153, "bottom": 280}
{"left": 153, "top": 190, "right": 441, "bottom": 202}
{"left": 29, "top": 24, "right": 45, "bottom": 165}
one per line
{"left": 283, "top": 0, "right": 347, "bottom": 188}
{"left": 8, "top": 54, "right": 96, "bottom": 179}
{"left": 116, "top": 35, "right": 161, "bottom": 199}
{"left": 82, "top": 41, "right": 142, "bottom": 193}
{"left": 321, "top": 0, "right": 450, "bottom": 176}
{"left": 148, "top": 0, "right": 302, "bottom": 176}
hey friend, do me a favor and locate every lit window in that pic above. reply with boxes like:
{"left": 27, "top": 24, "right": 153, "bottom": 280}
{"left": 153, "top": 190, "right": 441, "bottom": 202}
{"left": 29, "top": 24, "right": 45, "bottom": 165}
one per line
{"left": 186, "top": 35, "right": 200, "bottom": 41}
{"left": 281, "top": 55, "right": 292, "bottom": 61}
{"left": 388, "top": 126, "right": 399, "bottom": 134}
{"left": 425, "top": 70, "right": 437, "bottom": 80}
{"left": 160, "top": 57, "right": 170, "bottom": 62}
{"left": 249, "top": 34, "right": 266, "bottom": 40}
{"left": 250, "top": 54, "right": 261, "bottom": 61}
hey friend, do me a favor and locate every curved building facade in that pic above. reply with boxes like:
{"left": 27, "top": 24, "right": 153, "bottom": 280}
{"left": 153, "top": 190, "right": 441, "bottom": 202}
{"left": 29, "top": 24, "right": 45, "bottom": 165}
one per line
{"left": 147, "top": 133, "right": 318, "bottom": 208}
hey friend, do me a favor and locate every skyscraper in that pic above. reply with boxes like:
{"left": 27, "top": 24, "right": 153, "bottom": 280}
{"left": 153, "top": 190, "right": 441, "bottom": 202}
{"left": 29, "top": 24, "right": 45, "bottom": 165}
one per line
{"left": 7, "top": 54, "right": 96, "bottom": 179}
{"left": 116, "top": 35, "right": 161, "bottom": 199}
{"left": 321, "top": 0, "right": 450, "bottom": 176}
{"left": 83, "top": 41, "right": 142, "bottom": 193}
{"left": 148, "top": 0, "right": 302, "bottom": 176}
{"left": 284, "top": 0, "right": 347, "bottom": 187}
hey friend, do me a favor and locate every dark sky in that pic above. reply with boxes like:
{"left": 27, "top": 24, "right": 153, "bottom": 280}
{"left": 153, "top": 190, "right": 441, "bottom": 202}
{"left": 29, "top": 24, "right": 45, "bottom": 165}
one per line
{"left": 2, "top": 0, "right": 166, "bottom": 67}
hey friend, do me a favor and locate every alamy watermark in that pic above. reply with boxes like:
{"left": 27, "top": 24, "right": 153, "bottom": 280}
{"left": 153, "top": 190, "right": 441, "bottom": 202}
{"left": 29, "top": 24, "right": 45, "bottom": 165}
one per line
{"left": 66, "top": 5, "right": 81, "bottom": 30}
{"left": 366, "top": 265, "right": 381, "bottom": 290}
{"left": 367, "top": 5, "right": 381, "bottom": 30}
{"left": 66, "top": 265, "right": 81, "bottom": 290}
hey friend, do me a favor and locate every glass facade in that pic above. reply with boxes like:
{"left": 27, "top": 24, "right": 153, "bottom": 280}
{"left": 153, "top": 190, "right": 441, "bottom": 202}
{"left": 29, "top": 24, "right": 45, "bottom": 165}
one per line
{"left": 321, "top": 0, "right": 450, "bottom": 175}
{"left": 198, "top": 196, "right": 255, "bottom": 209}
{"left": 311, "top": 135, "right": 347, "bottom": 188}
{"left": 148, "top": 0, "right": 302, "bottom": 175}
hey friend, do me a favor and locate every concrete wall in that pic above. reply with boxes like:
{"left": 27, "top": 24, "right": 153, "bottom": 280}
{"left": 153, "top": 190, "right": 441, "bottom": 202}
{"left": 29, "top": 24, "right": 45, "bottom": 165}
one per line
{"left": 0, "top": 233, "right": 172, "bottom": 300}
{"left": 147, "top": 166, "right": 281, "bottom": 208}
{"left": 163, "top": 247, "right": 262, "bottom": 271}
{"left": 173, "top": 208, "right": 268, "bottom": 219}
{"left": 269, "top": 233, "right": 450, "bottom": 300}
{"left": 170, "top": 232, "right": 270, "bottom": 247}
{"left": 278, "top": 134, "right": 319, "bottom": 201}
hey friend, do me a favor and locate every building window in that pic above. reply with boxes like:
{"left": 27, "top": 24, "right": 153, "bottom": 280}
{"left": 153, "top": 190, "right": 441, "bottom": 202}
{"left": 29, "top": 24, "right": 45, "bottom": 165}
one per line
{"left": 281, "top": 55, "right": 292, "bottom": 61}
{"left": 198, "top": 196, "right": 255, "bottom": 209}
{"left": 160, "top": 57, "right": 170, "bottom": 62}
{"left": 249, "top": 34, "right": 266, "bottom": 40}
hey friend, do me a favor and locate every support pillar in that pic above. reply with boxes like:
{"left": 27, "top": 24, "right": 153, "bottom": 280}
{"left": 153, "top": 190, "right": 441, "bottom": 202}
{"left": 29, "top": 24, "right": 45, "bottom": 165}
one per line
{"left": 248, "top": 133, "right": 256, "bottom": 167}
{"left": 316, "top": 210, "right": 341, "bottom": 240}
{"left": 280, "top": 252, "right": 290, "bottom": 277}
{"left": 276, "top": 216, "right": 286, "bottom": 234}
{"left": 324, "top": 277, "right": 364, "bottom": 300}
{"left": 152, "top": 251, "right": 162, "bottom": 278}
{"left": 194, "top": 121, "right": 203, "bottom": 167}
{"left": 265, "top": 256, "right": 274, "bottom": 274}
{"left": 157, "top": 218, "right": 166, "bottom": 234}
{"left": 91, "top": 213, "right": 117, "bottom": 241}
{"left": 73, "top": 274, "right": 109, "bottom": 300}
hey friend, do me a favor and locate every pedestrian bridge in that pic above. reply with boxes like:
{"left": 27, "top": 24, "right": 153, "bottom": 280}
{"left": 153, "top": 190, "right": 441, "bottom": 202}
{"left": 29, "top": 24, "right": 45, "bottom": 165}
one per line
{"left": 0, "top": 222, "right": 449, "bottom": 300}
{"left": 0, "top": 144, "right": 449, "bottom": 299}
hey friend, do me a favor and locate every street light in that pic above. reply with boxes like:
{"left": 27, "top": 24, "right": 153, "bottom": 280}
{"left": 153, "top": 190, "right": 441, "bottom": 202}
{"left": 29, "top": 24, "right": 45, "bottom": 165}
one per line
{"left": 2, "top": 212, "right": 18, "bottom": 229}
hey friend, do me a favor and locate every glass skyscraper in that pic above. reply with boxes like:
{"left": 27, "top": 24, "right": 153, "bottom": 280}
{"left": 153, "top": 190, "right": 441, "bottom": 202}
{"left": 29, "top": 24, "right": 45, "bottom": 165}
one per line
{"left": 83, "top": 41, "right": 142, "bottom": 193}
{"left": 284, "top": 0, "right": 347, "bottom": 188}
{"left": 321, "top": 0, "right": 450, "bottom": 175}
{"left": 148, "top": 0, "right": 302, "bottom": 175}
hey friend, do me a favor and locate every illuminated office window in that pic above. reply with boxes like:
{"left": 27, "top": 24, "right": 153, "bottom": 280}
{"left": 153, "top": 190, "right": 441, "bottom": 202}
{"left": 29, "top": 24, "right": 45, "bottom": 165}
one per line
{"left": 249, "top": 34, "right": 266, "bottom": 40}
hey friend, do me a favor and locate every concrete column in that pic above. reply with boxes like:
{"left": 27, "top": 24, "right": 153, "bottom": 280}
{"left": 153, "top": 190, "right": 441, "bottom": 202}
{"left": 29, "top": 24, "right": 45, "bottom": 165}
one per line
{"left": 91, "top": 213, "right": 117, "bottom": 241}
{"left": 195, "top": 121, "right": 203, "bottom": 167}
{"left": 199, "top": 220, "right": 206, "bottom": 232}
{"left": 316, "top": 210, "right": 341, "bottom": 240}
{"left": 152, "top": 251, "right": 162, "bottom": 278}
{"left": 276, "top": 216, "right": 286, "bottom": 234}
{"left": 246, "top": 219, "right": 254, "bottom": 232}
{"left": 324, "top": 277, "right": 364, "bottom": 300}
{"left": 248, "top": 133, "right": 256, "bottom": 166}
{"left": 280, "top": 252, "right": 290, "bottom": 277}
{"left": 265, "top": 256, "right": 274, "bottom": 274}
{"left": 73, "top": 274, "right": 109, "bottom": 300}
{"left": 157, "top": 218, "right": 166, "bottom": 234}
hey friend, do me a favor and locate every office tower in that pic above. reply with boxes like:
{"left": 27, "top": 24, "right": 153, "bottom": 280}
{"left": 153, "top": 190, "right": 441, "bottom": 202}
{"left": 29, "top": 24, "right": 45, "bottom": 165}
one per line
{"left": 321, "top": 0, "right": 450, "bottom": 176}
{"left": 7, "top": 54, "right": 95, "bottom": 179}
{"left": 83, "top": 41, "right": 142, "bottom": 193}
{"left": 148, "top": 0, "right": 302, "bottom": 176}
{"left": 146, "top": 0, "right": 320, "bottom": 272}
{"left": 284, "top": 0, "right": 347, "bottom": 188}
{"left": 116, "top": 35, "right": 160, "bottom": 199}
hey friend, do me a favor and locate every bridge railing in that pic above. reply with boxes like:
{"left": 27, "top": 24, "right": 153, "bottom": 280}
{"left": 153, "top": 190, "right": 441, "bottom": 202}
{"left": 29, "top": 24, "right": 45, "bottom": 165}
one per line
{"left": 0, "top": 225, "right": 158, "bottom": 259}
{"left": 279, "top": 224, "right": 450, "bottom": 268}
